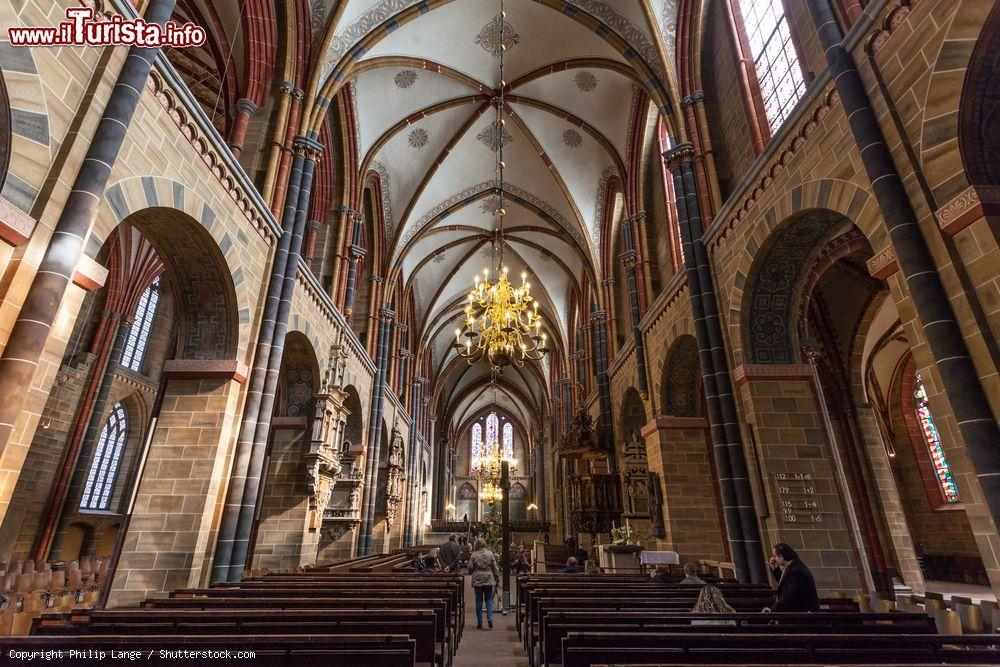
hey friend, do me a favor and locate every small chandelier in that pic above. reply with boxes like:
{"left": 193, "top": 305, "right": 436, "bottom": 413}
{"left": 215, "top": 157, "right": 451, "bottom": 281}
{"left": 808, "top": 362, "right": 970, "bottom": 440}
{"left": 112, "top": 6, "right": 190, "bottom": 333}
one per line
{"left": 453, "top": 0, "right": 549, "bottom": 373}
{"left": 473, "top": 388, "right": 518, "bottom": 503}
{"left": 481, "top": 481, "right": 503, "bottom": 504}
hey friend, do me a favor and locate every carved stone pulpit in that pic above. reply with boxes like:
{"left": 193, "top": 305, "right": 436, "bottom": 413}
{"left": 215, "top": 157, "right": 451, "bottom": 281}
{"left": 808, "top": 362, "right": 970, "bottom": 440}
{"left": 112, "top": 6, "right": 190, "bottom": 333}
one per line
{"left": 570, "top": 472, "right": 622, "bottom": 539}
{"left": 557, "top": 408, "right": 607, "bottom": 459}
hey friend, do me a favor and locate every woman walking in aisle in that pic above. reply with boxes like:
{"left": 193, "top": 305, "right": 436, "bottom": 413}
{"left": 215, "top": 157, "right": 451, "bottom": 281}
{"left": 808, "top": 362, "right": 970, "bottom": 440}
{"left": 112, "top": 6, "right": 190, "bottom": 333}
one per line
{"left": 469, "top": 538, "right": 501, "bottom": 629}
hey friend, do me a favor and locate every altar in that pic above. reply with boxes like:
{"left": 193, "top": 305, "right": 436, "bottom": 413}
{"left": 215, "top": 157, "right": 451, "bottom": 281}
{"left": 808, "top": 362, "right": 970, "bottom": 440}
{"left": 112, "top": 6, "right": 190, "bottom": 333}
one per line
{"left": 596, "top": 544, "right": 644, "bottom": 573}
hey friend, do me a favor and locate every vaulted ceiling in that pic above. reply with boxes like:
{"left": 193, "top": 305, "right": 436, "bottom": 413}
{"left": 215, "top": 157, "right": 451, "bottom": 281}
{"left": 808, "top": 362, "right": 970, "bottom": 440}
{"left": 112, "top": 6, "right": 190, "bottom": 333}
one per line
{"left": 311, "top": 0, "right": 679, "bottom": 436}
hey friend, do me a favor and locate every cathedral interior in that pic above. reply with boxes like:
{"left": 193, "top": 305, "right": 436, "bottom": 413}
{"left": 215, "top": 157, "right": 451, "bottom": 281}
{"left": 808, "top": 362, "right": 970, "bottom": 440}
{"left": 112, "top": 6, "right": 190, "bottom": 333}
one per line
{"left": 0, "top": 0, "right": 999, "bottom": 661}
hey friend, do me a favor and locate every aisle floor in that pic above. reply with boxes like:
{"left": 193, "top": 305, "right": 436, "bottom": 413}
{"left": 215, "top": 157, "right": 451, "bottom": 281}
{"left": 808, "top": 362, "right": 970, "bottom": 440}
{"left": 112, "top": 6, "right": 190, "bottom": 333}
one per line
{"left": 453, "top": 574, "right": 529, "bottom": 667}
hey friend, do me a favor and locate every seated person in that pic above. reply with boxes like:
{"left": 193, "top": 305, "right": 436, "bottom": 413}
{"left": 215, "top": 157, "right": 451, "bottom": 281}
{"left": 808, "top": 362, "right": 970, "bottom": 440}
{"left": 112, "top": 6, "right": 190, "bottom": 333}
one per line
{"left": 422, "top": 553, "right": 438, "bottom": 572}
{"left": 768, "top": 543, "right": 820, "bottom": 612}
{"left": 680, "top": 561, "right": 706, "bottom": 585}
{"left": 559, "top": 556, "right": 579, "bottom": 574}
{"left": 691, "top": 585, "right": 737, "bottom": 625}
{"left": 412, "top": 553, "right": 425, "bottom": 572}
{"left": 649, "top": 564, "right": 679, "bottom": 583}
{"left": 584, "top": 558, "right": 599, "bottom": 573}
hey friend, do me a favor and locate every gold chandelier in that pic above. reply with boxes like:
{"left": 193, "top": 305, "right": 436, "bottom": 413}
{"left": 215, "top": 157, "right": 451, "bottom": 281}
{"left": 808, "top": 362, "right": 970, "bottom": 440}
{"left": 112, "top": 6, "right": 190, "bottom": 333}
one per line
{"left": 453, "top": 0, "right": 548, "bottom": 373}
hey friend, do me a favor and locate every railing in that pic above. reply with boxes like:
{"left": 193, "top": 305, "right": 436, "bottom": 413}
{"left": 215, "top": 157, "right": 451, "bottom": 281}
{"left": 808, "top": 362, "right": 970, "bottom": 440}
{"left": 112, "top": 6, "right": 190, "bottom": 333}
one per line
{"left": 430, "top": 520, "right": 551, "bottom": 533}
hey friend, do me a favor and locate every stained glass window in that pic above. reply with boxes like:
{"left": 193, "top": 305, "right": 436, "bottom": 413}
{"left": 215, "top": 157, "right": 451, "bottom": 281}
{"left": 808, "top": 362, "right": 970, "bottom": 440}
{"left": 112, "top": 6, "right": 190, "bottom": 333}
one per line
{"left": 738, "top": 0, "right": 805, "bottom": 132}
{"left": 471, "top": 423, "right": 483, "bottom": 473}
{"left": 486, "top": 413, "right": 499, "bottom": 453}
{"left": 913, "top": 374, "right": 959, "bottom": 504}
{"left": 120, "top": 276, "right": 160, "bottom": 372}
{"left": 502, "top": 422, "right": 513, "bottom": 460}
{"left": 80, "top": 402, "right": 128, "bottom": 510}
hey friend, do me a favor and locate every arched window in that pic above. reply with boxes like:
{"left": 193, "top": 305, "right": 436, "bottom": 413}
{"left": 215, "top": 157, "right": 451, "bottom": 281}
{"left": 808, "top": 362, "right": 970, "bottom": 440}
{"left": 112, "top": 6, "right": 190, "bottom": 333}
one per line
{"left": 486, "top": 413, "right": 499, "bottom": 453}
{"left": 502, "top": 422, "right": 513, "bottom": 460}
{"left": 913, "top": 374, "right": 959, "bottom": 504}
{"left": 737, "top": 0, "right": 805, "bottom": 132}
{"left": 470, "top": 423, "right": 483, "bottom": 473}
{"left": 120, "top": 276, "right": 160, "bottom": 372}
{"left": 80, "top": 402, "right": 128, "bottom": 510}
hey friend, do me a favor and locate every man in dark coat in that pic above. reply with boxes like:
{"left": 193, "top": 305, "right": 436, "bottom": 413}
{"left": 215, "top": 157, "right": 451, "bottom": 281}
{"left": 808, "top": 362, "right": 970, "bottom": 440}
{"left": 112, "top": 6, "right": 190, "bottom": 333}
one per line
{"left": 439, "top": 534, "right": 462, "bottom": 573}
{"left": 769, "top": 543, "right": 820, "bottom": 612}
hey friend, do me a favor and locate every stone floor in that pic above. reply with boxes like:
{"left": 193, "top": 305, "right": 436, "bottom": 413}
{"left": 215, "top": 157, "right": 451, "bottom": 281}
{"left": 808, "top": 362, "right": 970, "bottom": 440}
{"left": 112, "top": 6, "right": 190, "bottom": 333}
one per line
{"left": 454, "top": 573, "right": 529, "bottom": 667}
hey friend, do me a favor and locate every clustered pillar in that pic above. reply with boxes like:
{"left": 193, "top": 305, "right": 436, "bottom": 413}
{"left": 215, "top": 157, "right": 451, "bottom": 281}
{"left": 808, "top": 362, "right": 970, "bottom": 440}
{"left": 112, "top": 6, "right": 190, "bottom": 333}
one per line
{"left": 213, "top": 136, "right": 322, "bottom": 583}
{"left": 665, "top": 143, "right": 767, "bottom": 584}
{"left": 620, "top": 214, "right": 650, "bottom": 397}
{"left": 358, "top": 307, "right": 395, "bottom": 554}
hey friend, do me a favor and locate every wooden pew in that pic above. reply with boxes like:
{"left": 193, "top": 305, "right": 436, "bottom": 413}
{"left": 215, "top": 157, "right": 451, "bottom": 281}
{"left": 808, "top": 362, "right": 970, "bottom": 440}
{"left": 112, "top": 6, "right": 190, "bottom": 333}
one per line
{"left": 172, "top": 583, "right": 462, "bottom": 652}
{"left": 34, "top": 609, "right": 441, "bottom": 666}
{"left": 560, "top": 632, "right": 1000, "bottom": 666}
{"left": 520, "top": 585, "right": 774, "bottom": 651}
{"left": 539, "top": 612, "right": 936, "bottom": 667}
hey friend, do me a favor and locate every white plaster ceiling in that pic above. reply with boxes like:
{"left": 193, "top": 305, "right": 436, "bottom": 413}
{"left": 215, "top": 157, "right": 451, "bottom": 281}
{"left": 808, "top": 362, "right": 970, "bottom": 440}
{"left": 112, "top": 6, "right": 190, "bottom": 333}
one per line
{"left": 320, "top": 0, "right": 671, "bottom": 435}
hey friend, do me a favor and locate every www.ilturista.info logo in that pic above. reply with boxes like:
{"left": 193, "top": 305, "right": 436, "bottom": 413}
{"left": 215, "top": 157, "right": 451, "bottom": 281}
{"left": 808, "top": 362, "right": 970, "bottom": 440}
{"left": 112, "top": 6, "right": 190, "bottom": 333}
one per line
{"left": 8, "top": 7, "right": 206, "bottom": 48}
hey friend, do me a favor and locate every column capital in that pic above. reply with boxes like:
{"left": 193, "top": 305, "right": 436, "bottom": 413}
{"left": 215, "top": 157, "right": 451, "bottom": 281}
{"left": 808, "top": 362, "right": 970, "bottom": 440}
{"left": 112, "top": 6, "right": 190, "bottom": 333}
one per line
{"left": 590, "top": 310, "right": 607, "bottom": 324}
{"left": 277, "top": 81, "right": 296, "bottom": 96}
{"left": 338, "top": 204, "right": 364, "bottom": 221}
{"left": 601, "top": 278, "right": 615, "bottom": 287}
{"left": 398, "top": 349, "right": 414, "bottom": 360}
{"left": 379, "top": 308, "right": 396, "bottom": 323}
{"left": 349, "top": 244, "right": 367, "bottom": 259}
{"left": 235, "top": 97, "right": 257, "bottom": 114}
{"left": 619, "top": 249, "right": 637, "bottom": 268}
{"left": 662, "top": 142, "right": 695, "bottom": 170}
{"left": 371, "top": 275, "right": 384, "bottom": 283}
{"left": 680, "top": 95, "right": 696, "bottom": 109}
{"left": 624, "top": 211, "right": 646, "bottom": 224}
{"left": 292, "top": 136, "right": 324, "bottom": 159}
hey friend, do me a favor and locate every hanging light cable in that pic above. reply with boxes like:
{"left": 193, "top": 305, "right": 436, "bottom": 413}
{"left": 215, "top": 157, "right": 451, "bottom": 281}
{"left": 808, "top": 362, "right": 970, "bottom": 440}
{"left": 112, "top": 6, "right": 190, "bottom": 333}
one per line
{"left": 454, "top": 0, "right": 549, "bottom": 373}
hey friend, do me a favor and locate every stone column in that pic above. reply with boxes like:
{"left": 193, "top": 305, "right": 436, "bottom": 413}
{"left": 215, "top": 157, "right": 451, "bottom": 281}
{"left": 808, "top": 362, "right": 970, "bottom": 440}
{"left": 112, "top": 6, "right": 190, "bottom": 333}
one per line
{"left": 665, "top": 143, "right": 767, "bottom": 583}
{"left": 620, "top": 218, "right": 649, "bottom": 398}
{"left": 589, "top": 311, "right": 615, "bottom": 469}
{"left": 213, "top": 137, "right": 322, "bottom": 582}
{"left": 402, "top": 372, "right": 423, "bottom": 546}
{"left": 805, "top": 0, "right": 1000, "bottom": 549}
{"left": 358, "top": 308, "right": 395, "bottom": 554}
{"left": 342, "top": 229, "right": 365, "bottom": 319}
{"left": 228, "top": 98, "right": 257, "bottom": 158}
{"left": 0, "top": 0, "right": 177, "bottom": 524}
{"left": 642, "top": 416, "right": 727, "bottom": 562}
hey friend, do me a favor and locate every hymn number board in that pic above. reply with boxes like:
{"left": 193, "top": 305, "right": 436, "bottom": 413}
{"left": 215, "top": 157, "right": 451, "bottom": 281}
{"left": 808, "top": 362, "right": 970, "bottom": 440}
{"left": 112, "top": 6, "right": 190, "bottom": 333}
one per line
{"left": 773, "top": 472, "right": 822, "bottom": 524}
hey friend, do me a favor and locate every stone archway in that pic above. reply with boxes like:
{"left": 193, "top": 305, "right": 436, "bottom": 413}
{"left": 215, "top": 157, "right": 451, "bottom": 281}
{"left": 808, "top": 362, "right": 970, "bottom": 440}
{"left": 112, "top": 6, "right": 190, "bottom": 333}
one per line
{"left": 660, "top": 335, "right": 700, "bottom": 417}
{"left": 253, "top": 332, "right": 321, "bottom": 571}
{"left": 104, "top": 207, "right": 242, "bottom": 608}
{"left": 642, "top": 334, "right": 727, "bottom": 561}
